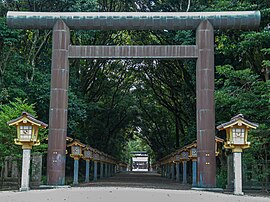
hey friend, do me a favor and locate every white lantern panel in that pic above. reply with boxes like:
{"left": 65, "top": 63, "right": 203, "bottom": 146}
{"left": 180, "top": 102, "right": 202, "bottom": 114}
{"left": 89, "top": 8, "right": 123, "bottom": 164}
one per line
{"left": 94, "top": 153, "right": 100, "bottom": 160}
{"left": 72, "top": 146, "right": 81, "bottom": 155}
{"left": 191, "top": 148, "right": 197, "bottom": 157}
{"left": 232, "top": 128, "right": 245, "bottom": 144}
{"left": 175, "top": 155, "right": 180, "bottom": 161}
{"left": 20, "top": 125, "right": 32, "bottom": 141}
{"left": 84, "top": 150, "right": 92, "bottom": 158}
{"left": 181, "top": 151, "right": 189, "bottom": 159}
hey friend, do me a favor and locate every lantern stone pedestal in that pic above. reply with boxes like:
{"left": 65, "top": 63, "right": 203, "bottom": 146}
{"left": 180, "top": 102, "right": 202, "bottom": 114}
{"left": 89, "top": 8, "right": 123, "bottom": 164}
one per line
{"left": 182, "top": 161, "right": 187, "bottom": 184}
{"left": 20, "top": 148, "right": 31, "bottom": 191}
{"left": 192, "top": 160, "right": 197, "bottom": 187}
{"left": 85, "top": 159, "right": 90, "bottom": 183}
{"left": 100, "top": 162, "right": 104, "bottom": 178}
{"left": 171, "top": 163, "right": 175, "bottom": 180}
{"left": 73, "top": 158, "right": 79, "bottom": 185}
{"left": 233, "top": 152, "right": 243, "bottom": 195}
{"left": 93, "top": 161, "right": 98, "bottom": 181}
{"left": 166, "top": 164, "right": 170, "bottom": 178}
{"left": 105, "top": 163, "right": 108, "bottom": 178}
{"left": 176, "top": 162, "right": 180, "bottom": 181}
{"left": 82, "top": 146, "right": 93, "bottom": 183}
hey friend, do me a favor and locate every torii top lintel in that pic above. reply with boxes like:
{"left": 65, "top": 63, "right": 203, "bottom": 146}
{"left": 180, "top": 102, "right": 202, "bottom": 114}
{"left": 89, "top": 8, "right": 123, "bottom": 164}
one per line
{"left": 7, "top": 11, "right": 260, "bottom": 30}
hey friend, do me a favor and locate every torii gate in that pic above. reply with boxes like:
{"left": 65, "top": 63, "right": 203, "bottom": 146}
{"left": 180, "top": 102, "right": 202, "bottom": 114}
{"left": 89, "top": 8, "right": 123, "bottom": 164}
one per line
{"left": 7, "top": 11, "right": 260, "bottom": 187}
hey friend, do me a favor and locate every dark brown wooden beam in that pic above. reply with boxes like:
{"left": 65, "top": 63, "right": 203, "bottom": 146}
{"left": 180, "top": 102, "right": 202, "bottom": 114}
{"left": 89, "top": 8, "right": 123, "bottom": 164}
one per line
{"left": 68, "top": 45, "right": 198, "bottom": 59}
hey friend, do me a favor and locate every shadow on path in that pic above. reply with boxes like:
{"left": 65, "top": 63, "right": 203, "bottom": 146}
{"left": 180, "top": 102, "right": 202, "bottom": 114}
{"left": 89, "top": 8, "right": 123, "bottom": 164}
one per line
{"left": 80, "top": 172, "right": 191, "bottom": 190}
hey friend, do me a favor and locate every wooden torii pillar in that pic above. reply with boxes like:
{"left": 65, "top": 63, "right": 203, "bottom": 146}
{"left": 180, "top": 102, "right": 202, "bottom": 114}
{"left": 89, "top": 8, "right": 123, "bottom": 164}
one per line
{"left": 7, "top": 11, "right": 260, "bottom": 187}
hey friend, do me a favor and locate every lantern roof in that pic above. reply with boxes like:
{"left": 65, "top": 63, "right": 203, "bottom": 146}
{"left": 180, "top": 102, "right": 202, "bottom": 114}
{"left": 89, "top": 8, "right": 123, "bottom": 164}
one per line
{"left": 67, "top": 139, "right": 86, "bottom": 148}
{"left": 66, "top": 136, "right": 73, "bottom": 142}
{"left": 216, "top": 114, "right": 258, "bottom": 130}
{"left": 7, "top": 111, "right": 47, "bottom": 128}
{"left": 185, "top": 141, "right": 197, "bottom": 149}
{"left": 215, "top": 136, "right": 224, "bottom": 143}
{"left": 174, "top": 147, "right": 189, "bottom": 155}
{"left": 93, "top": 148, "right": 101, "bottom": 154}
{"left": 184, "top": 136, "right": 223, "bottom": 149}
{"left": 83, "top": 145, "right": 94, "bottom": 151}
{"left": 45, "top": 136, "right": 73, "bottom": 141}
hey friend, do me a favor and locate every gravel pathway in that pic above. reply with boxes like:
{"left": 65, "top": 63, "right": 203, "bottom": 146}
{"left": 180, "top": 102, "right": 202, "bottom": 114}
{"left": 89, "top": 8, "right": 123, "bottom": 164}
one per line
{"left": 0, "top": 187, "right": 269, "bottom": 202}
{"left": 80, "top": 171, "right": 191, "bottom": 190}
{"left": 0, "top": 172, "right": 269, "bottom": 202}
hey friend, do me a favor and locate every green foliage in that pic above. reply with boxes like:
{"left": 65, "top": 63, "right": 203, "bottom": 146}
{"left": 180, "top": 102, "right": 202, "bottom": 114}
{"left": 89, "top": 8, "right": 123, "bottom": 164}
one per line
{"left": 0, "top": 98, "right": 35, "bottom": 159}
{"left": 216, "top": 65, "right": 270, "bottom": 188}
{"left": 216, "top": 167, "right": 227, "bottom": 189}
{"left": 128, "top": 136, "right": 151, "bottom": 153}
{"left": 215, "top": 65, "right": 270, "bottom": 122}
{"left": 124, "top": 135, "right": 154, "bottom": 163}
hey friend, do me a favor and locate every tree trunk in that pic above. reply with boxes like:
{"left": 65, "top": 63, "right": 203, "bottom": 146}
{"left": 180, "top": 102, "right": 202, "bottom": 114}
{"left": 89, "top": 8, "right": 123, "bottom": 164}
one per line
{"left": 175, "top": 115, "right": 180, "bottom": 148}
{"left": 186, "top": 0, "right": 191, "bottom": 12}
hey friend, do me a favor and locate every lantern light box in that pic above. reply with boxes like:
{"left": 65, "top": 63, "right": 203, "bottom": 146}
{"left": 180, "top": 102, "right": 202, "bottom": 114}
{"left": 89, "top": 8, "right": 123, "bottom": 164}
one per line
{"left": 217, "top": 114, "right": 258, "bottom": 152}
{"left": 67, "top": 139, "right": 85, "bottom": 159}
{"left": 7, "top": 111, "right": 47, "bottom": 148}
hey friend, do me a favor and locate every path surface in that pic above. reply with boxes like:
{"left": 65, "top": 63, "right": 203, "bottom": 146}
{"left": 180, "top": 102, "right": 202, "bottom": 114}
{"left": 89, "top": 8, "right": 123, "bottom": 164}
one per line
{"left": 81, "top": 171, "right": 191, "bottom": 190}
{"left": 0, "top": 172, "right": 269, "bottom": 202}
{"left": 0, "top": 187, "right": 269, "bottom": 202}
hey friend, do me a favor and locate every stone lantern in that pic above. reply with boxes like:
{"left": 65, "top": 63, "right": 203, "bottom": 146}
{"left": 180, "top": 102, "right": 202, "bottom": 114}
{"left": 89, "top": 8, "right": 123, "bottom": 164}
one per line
{"left": 83, "top": 146, "right": 93, "bottom": 159}
{"left": 99, "top": 153, "right": 105, "bottom": 179}
{"left": 187, "top": 142, "right": 197, "bottom": 187}
{"left": 217, "top": 114, "right": 258, "bottom": 195}
{"left": 180, "top": 149, "right": 189, "bottom": 184}
{"left": 67, "top": 139, "right": 85, "bottom": 185}
{"left": 82, "top": 146, "right": 93, "bottom": 183}
{"left": 168, "top": 153, "right": 176, "bottom": 180}
{"left": 186, "top": 137, "right": 223, "bottom": 188}
{"left": 93, "top": 150, "right": 100, "bottom": 181}
{"left": 7, "top": 111, "right": 47, "bottom": 191}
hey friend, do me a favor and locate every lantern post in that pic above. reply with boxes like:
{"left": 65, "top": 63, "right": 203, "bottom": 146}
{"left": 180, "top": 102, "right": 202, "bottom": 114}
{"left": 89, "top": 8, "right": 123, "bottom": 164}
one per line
{"left": 7, "top": 111, "right": 47, "bottom": 191}
{"left": 83, "top": 146, "right": 93, "bottom": 183}
{"left": 187, "top": 142, "right": 198, "bottom": 187}
{"left": 104, "top": 157, "right": 108, "bottom": 178}
{"left": 93, "top": 151, "right": 100, "bottom": 181}
{"left": 174, "top": 153, "right": 181, "bottom": 181}
{"left": 217, "top": 114, "right": 258, "bottom": 195}
{"left": 100, "top": 154, "right": 105, "bottom": 179}
{"left": 67, "top": 139, "right": 85, "bottom": 185}
{"left": 180, "top": 150, "right": 189, "bottom": 184}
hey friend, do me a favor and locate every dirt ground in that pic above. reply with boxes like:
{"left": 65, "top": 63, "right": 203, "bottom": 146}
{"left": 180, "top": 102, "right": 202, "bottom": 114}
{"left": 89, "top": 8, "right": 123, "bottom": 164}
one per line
{"left": 0, "top": 172, "right": 269, "bottom": 202}
{"left": 0, "top": 187, "right": 269, "bottom": 202}
{"left": 80, "top": 171, "right": 192, "bottom": 190}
